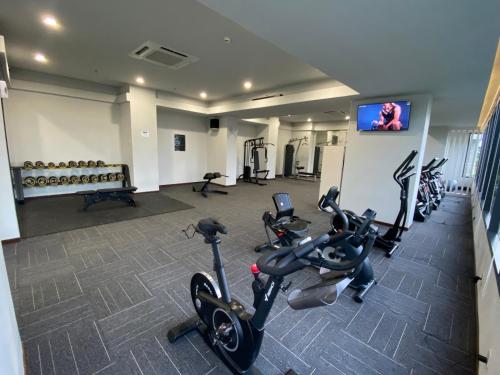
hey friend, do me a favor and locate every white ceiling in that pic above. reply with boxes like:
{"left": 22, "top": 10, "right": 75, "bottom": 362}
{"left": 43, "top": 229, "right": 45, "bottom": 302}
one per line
{"left": 0, "top": 0, "right": 329, "bottom": 102}
{"left": 199, "top": 0, "right": 500, "bottom": 128}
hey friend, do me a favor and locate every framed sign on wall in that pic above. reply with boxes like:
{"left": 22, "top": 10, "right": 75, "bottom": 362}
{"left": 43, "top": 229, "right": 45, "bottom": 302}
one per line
{"left": 174, "top": 134, "right": 185, "bottom": 151}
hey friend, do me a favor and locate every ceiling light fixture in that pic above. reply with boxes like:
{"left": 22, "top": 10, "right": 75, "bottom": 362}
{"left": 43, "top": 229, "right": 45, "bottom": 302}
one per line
{"left": 307, "top": 118, "right": 312, "bottom": 122}
{"left": 345, "top": 115, "right": 350, "bottom": 120}
{"left": 287, "top": 114, "right": 291, "bottom": 117}
{"left": 200, "top": 91, "right": 207, "bottom": 99}
{"left": 135, "top": 76, "right": 145, "bottom": 84}
{"left": 42, "top": 15, "right": 60, "bottom": 29}
{"left": 34, "top": 53, "right": 47, "bottom": 63}
{"left": 243, "top": 81, "right": 252, "bottom": 90}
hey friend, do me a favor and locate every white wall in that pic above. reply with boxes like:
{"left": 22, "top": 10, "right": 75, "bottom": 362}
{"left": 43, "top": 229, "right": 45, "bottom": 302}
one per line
{"left": 0, "top": 100, "right": 20, "bottom": 240}
{"left": 4, "top": 87, "right": 122, "bottom": 166}
{"left": 157, "top": 109, "right": 208, "bottom": 185}
{"left": 340, "top": 95, "right": 432, "bottom": 226}
{"left": 0, "top": 246, "right": 23, "bottom": 375}
{"left": 424, "top": 126, "right": 449, "bottom": 161}
{"left": 472, "top": 188, "right": 500, "bottom": 375}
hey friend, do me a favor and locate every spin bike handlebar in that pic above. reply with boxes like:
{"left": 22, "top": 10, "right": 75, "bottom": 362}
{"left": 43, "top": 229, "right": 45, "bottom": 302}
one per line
{"left": 256, "top": 234, "right": 330, "bottom": 276}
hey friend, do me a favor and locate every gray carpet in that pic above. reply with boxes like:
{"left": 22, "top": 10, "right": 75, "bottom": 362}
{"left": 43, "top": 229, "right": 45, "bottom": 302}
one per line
{"left": 16, "top": 190, "right": 194, "bottom": 238}
{"left": 3, "top": 179, "right": 477, "bottom": 374}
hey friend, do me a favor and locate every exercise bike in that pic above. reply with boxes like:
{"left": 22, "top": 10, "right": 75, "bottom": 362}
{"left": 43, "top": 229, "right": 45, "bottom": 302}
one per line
{"left": 255, "top": 187, "right": 377, "bottom": 302}
{"left": 167, "top": 213, "right": 377, "bottom": 374}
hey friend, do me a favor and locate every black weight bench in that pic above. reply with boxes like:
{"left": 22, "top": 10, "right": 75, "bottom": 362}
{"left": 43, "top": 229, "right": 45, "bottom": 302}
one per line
{"left": 77, "top": 186, "right": 137, "bottom": 210}
{"left": 192, "top": 172, "right": 228, "bottom": 198}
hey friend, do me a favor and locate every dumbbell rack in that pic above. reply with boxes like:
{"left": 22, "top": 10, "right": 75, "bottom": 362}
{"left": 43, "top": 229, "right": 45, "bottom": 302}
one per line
{"left": 11, "top": 164, "right": 131, "bottom": 203}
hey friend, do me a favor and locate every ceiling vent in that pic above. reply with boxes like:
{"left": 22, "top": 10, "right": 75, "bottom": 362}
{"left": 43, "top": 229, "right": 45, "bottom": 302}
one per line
{"left": 130, "top": 41, "right": 198, "bottom": 70}
{"left": 251, "top": 93, "right": 284, "bottom": 101}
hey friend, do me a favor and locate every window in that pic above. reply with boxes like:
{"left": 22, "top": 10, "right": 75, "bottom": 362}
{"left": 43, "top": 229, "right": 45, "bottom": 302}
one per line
{"left": 462, "top": 133, "right": 482, "bottom": 178}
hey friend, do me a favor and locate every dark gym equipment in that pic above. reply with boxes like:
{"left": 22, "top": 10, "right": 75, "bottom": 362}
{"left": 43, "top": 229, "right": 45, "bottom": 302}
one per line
{"left": 96, "top": 160, "right": 106, "bottom": 167}
{"left": 36, "top": 176, "right": 48, "bottom": 186}
{"left": 107, "top": 173, "right": 117, "bottom": 182}
{"left": 116, "top": 172, "right": 125, "bottom": 181}
{"left": 89, "top": 174, "right": 98, "bottom": 183}
{"left": 80, "top": 175, "right": 90, "bottom": 184}
{"left": 77, "top": 186, "right": 137, "bottom": 210}
{"left": 68, "top": 161, "right": 78, "bottom": 168}
{"left": 23, "top": 161, "right": 34, "bottom": 170}
{"left": 48, "top": 176, "right": 59, "bottom": 186}
{"left": 254, "top": 192, "right": 311, "bottom": 252}
{"left": 59, "top": 176, "right": 69, "bottom": 185}
{"left": 284, "top": 137, "right": 316, "bottom": 181}
{"left": 209, "top": 118, "right": 219, "bottom": 129}
{"left": 167, "top": 216, "right": 376, "bottom": 374}
{"left": 47, "top": 162, "right": 56, "bottom": 169}
{"left": 192, "top": 172, "right": 228, "bottom": 198}
{"left": 69, "top": 175, "right": 80, "bottom": 184}
{"left": 87, "top": 160, "right": 97, "bottom": 168}
{"left": 35, "top": 161, "right": 45, "bottom": 169}
{"left": 98, "top": 174, "right": 108, "bottom": 182}
{"left": 78, "top": 160, "right": 87, "bottom": 168}
{"left": 256, "top": 187, "right": 377, "bottom": 302}
{"left": 23, "top": 176, "right": 36, "bottom": 187}
{"left": 59, "top": 162, "right": 67, "bottom": 168}
{"left": 333, "top": 150, "right": 418, "bottom": 257}
{"left": 239, "top": 137, "right": 274, "bottom": 185}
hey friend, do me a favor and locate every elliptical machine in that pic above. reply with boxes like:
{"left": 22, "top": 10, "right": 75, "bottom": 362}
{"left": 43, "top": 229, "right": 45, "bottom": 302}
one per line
{"left": 168, "top": 213, "right": 377, "bottom": 374}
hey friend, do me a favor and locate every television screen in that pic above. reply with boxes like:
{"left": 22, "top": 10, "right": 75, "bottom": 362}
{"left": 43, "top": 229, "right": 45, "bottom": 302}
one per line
{"left": 357, "top": 101, "right": 411, "bottom": 131}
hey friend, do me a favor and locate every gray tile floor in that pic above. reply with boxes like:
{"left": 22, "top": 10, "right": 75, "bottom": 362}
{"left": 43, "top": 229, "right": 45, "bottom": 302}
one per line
{"left": 3, "top": 179, "right": 477, "bottom": 375}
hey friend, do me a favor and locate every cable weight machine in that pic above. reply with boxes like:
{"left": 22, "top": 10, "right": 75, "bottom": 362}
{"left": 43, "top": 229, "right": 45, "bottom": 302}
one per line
{"left": 239, "top": 137, "right": 274, "bottom": 185}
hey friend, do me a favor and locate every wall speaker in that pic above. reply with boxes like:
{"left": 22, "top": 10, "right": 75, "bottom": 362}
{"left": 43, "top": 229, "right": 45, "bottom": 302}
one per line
{"left": 331, "top": 135, "right": 339, "bottom": 145}
{"left": 210, "top": 118, "right": 219, "bottom": 129}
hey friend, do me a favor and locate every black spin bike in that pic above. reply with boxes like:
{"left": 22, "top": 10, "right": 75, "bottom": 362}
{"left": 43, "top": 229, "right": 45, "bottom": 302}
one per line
{"left": 167, "top": 212, "right": 377, "bottom": 374}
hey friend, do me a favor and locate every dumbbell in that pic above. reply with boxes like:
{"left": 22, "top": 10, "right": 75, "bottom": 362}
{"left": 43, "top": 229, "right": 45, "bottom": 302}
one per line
{"left": 69, "top": 175, "right": 80, "bottom": 184}
{"left": 36, "top": 176, "right": 48, "bottom": 186}
{"left": 68, "top": 161, "right": 78, "bottom": 168}
{"left": 23, "top": 176, "right": 36, "bottom": 187}
{"left": 35, "top": 161, "right": 45, "bottom": 169}
{"left": 47, "top": 162, "right": 56, "bottom": 169}
{"left": 96, "top": 160, "right": 106, "bottom": 167}
{"left": 59, "top": 176, "right": 69, "bottom": 185}
{"left": 116, "top": 172, "right": 125, "bottom": 181}
{"left": 89, "top": 174, "right": 98, "bottom": 183}
{"left": 80, "top": 175, "right": 90, "bottom": 184}
{"left": 23, "top": 161, "right": 34, "bottom": 170}
{"left": 78, "top": 160, "right": 88, "bottom": 168}
{"left": 107, "top": 173, "right": 117, "bottom": 182}
{"left": 87, "top": 160, "right": 97, "bottom": 168}
{"left": 48, "top": 176, "right": 59, "bottom": 186}
{"left": 98, "top": 174, "right": 108, "bottom": 182}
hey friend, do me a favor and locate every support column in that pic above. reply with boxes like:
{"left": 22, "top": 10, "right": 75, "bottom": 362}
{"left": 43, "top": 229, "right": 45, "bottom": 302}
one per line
{"left": 339, "top": 94, "right": 432, "bottom": 227}
{"left": 207, "top": 116, "right": 238, "bottom": 186}
{"left": 263, "top": 117, "right": 280, "bottom": 179}
{"left": 120, "top": 86, "right": 159, "bottom": 192}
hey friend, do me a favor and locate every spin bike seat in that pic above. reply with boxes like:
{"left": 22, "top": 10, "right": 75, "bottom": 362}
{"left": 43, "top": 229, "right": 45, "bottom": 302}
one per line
{"left": 196, "top": 218, "right": 228, "bottom": 237}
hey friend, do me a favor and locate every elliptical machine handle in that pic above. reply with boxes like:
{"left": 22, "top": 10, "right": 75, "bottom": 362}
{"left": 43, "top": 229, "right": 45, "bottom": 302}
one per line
{"left": 318, "top": 187, "right": 349, "bottom": 232}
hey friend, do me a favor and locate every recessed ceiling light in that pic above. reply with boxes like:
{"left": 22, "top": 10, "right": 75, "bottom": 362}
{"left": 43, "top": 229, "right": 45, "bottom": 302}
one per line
{"left": 224, "top": 36, "right": 231, "bottom": 44}
{"left": 243, "top": 81, "right": 252, "bottom": 90}
{"left": 34, "top": 53, "right": 47, "bottom": 63}
{"left": 135, "top": 76, "right": 145, "bottom": 84}
{"left": 42, "top": 16, "right": 60, "bottom": 29}
{"left": 287, "top": 114, "right": 291, "bottom": 117}
{"left": 345, "top": 115, "right": 350, "bottom": 120}
{"left": 307, "top": 118, "right": 312, "bottom": 122}
{"left": 200, "top": 91, "right": 207, "bottom": 99}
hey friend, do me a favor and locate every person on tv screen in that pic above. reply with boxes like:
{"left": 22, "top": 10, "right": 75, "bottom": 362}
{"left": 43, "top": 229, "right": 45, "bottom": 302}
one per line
{"left": 371, "top": 102, "right": 403, "bottom": 130}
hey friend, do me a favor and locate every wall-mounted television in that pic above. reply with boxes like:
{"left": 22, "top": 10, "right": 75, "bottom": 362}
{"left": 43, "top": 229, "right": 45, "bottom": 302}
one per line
{"left": 357, "top": 101, "right": 411, "bottom": 131}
